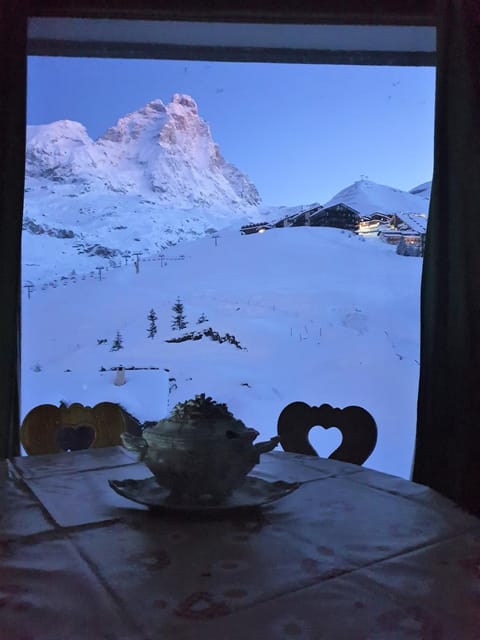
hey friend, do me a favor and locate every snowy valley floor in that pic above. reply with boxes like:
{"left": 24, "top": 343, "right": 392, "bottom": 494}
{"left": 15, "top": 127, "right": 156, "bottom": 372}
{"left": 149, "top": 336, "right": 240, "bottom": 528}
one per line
{"left": 22, "top": 226, "right": 422, "bottom": 479}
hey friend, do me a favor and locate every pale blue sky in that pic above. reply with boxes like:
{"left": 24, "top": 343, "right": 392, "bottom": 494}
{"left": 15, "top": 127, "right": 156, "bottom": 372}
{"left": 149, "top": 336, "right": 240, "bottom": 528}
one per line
{"left": 27, "top": 57, "right": 435, "bottom": 206}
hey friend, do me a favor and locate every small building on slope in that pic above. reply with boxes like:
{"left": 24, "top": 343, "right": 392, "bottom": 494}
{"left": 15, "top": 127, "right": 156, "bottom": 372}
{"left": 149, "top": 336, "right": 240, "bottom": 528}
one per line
{"left": 272, "top": 204, "right": 324, "bottom": 228}
{"left": 309, "top": 202, "right": 361, "bottom": 231}
{"left": 240, "top": 221, "right": 272, "bottom": 235}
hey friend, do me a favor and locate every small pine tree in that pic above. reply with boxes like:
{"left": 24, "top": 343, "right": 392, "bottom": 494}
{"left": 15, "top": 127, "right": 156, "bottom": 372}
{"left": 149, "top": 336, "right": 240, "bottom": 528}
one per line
{"left": 171, "top": 297, "right": 187, "bottom": 331}
{"left": 147, "top": 308, "right": 158, "bottom": 339}
{"left": 110, "top": 331, "right": 124, "bottom": 351}
{"left": 196, "top": 312, "right": 208, "bottom": 324}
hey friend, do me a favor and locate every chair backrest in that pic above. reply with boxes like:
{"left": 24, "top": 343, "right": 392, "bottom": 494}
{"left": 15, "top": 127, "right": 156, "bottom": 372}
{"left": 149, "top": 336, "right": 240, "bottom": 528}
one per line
{"left": 20, "top": 401, "right": 129, "bottom": 455}
{"left": 277, "top": 401, "right": 377, "bottom": 465}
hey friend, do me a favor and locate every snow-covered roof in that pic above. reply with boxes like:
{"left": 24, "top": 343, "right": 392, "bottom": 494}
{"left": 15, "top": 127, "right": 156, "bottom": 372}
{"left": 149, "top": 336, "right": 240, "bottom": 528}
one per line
{"left": 320, "top": 202, "right": 361, "bottom": 216}
{"left": 395, "top": 213, "right": 428, "bottom": 234}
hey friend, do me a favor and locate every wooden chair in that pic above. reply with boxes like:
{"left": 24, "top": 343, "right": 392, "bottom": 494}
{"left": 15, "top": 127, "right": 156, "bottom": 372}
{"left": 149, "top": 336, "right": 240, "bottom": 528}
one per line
{"left": 20, "top": 401, "right": 132, "bottom": 455}
{"left": 277, "top": 401, "right": 377, "bottom": 465}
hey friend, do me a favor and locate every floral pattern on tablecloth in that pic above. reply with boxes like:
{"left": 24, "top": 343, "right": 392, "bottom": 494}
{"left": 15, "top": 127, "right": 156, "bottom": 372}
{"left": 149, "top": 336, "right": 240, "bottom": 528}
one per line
{"left": 2, "top": 449, "right": 480, "bottom": 640}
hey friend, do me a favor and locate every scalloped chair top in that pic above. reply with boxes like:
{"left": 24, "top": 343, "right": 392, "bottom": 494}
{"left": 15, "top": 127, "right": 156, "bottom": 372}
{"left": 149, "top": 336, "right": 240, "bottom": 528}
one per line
{"left": 277, "top": 401, "right": 377, "bottom": 465}
{"left": 20, "top": 401, "right": 131, "bottom": 455}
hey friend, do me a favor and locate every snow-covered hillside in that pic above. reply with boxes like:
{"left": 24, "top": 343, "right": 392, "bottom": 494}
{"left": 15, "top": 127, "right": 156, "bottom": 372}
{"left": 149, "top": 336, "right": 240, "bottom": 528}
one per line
{"left": 22, "top": 226, "right": 421, "bottom": 480}
{"left": 22, "top": 175, "right": 431, "bottom": 286}
{"left": 409, "top": 181, "right": 432, "bottom": 200}
{"left": 323, "top": 179, "right": 430, "bottom": 216}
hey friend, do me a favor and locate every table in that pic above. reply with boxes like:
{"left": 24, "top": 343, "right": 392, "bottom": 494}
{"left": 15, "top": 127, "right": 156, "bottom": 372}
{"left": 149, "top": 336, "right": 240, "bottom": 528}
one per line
{"left": 2, "top": 447, "right": 480, "bottom": 640}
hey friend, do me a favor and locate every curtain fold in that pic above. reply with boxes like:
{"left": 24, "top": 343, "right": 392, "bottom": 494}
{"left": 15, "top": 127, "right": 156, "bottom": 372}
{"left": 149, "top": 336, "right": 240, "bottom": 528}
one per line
{"left": 0, "top": 2, "right": 27, "bottom": 459}
{"left": 413, "top": 0, "right": 480, "bottom": 514}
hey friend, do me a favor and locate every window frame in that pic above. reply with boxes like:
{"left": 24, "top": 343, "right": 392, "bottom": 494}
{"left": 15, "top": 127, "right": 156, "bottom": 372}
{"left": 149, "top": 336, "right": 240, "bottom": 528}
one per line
{"left": 1, "top": 1, "right": 437, "bottom": 461}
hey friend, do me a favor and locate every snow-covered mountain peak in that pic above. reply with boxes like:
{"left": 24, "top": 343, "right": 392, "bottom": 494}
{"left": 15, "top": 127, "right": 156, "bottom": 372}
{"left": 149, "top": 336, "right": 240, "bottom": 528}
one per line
{"left": 323, "top": 178, "right": 430, "bottom": 216}
{"left": 170, "top": 93, "right": 199, "bottom": 114}
{"left": 159, "top": 95, "right": 213, "bottom": 156}
{"left": 145, "top": 98, "right": 167, "bottom": 112}
{"left": 97, "top": 94, "right": 202, "bottom": 148}
{"left": 97, "top": 100, "right": 168, "bottom": 144}
{"left": 27, "top": 119, "right": 90, "bottom": 145}
{"left": 26, "top": 94, "right": 260, "bottom": 210}
{"left": 26, "top": 120, "right": 101, "bottom": 183}
{"left": 24, "top": 95, "right": 263, "bottom": 273}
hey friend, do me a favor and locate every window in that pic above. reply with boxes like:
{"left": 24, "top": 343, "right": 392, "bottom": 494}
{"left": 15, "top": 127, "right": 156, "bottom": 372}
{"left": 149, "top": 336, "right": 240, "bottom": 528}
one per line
{"left": 21, "top": 18, "right": 435, "bottom": 477}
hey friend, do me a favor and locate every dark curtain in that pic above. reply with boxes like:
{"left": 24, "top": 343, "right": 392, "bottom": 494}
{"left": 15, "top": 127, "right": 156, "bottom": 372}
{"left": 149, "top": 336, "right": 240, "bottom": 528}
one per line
{"left": 0, "top": 3, "right": 27, "bottom": 458}
{"left": 413, "top": 0, "right": 480, "bottom": 514}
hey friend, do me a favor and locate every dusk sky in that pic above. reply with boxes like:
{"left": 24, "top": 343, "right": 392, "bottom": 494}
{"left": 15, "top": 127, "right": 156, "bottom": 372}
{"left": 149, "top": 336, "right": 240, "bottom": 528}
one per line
{"left": 27, "top": 57, "right": 435, "bottom": 206}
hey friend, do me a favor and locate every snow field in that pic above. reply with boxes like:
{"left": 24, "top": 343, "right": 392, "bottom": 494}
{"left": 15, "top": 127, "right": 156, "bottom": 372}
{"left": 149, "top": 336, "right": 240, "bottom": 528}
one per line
{"left": 22, "top": 226, "right": 422, "bottom": 479}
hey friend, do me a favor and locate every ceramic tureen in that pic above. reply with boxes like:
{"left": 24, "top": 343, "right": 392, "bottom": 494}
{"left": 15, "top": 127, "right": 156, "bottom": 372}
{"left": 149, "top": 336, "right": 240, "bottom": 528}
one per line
{"left": 121, "top": 394, "right": 279, "bottom": 504}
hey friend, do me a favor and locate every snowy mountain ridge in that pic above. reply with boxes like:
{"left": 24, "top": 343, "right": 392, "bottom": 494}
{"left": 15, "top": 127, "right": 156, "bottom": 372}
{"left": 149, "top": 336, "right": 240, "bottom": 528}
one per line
{"left": 26, "top": 94, "right": 260, "bottom": 210}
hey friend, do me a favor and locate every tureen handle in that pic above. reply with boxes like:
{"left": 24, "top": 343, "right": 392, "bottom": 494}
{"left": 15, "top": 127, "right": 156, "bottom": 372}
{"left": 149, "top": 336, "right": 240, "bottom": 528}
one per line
{"left": 253, "top": 436, "right": 280, "bottom": 455}
{"left": 121, "top": 432, "right": 148, "bottom": 460}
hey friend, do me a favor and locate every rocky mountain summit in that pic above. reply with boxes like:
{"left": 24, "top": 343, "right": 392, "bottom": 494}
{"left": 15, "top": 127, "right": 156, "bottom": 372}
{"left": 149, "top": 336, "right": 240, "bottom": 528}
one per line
{"left": 26, "top": 94, "right": 260, "bottom": 210}
{"left": 23, "top": 95, "right": 263, "bottom": 283}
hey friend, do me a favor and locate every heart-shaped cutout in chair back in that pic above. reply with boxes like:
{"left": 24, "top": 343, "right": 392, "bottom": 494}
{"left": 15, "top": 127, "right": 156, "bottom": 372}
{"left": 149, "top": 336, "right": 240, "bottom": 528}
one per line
{"left": 277, "top": 401, "right": 377, "bottom": 465}
{"left": 56, "top": 424, "right": 96, "bottom": 451}
{"left": 308, "top": 427, "right": 343, "bottom": 460}
{"left": 20, "top": 402, "right": 128, "bottom": 455}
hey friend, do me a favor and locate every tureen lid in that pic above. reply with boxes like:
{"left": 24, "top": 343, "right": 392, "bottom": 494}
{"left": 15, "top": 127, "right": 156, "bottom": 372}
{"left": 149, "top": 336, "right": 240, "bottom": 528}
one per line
{"left": 150, "top": 393, "right": 250, "bottom": 437}
{"left": 169, "top": 393, "right": 236, "bottom": 422}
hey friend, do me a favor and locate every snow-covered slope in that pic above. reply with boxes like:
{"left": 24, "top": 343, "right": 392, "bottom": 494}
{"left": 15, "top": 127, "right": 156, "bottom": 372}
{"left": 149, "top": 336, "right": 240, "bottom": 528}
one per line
{"left": 323, "top": 179, "right": 430, "bottom": 216}
{"left": 409, "top": 181, "right": 432, "bottom": 200}
{"left": 23, "top": 226, "right": 421, "bottom": 479}
{"left": 24, "top": 95, "right": 261, "bottom": 284}
{"left": 22, "top": 175, "right": 431, "bottom": 286}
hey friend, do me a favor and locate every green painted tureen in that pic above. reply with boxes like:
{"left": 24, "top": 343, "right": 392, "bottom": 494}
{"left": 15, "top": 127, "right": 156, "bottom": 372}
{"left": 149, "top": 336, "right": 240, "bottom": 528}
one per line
{"left": 121, "top": 394, "right": 279, "bottom": 504}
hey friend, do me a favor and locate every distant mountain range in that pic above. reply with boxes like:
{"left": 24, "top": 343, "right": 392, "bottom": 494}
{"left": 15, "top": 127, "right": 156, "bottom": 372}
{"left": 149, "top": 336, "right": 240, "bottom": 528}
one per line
{"left": 23, "top": 94, "right": 431, "bottom": 284}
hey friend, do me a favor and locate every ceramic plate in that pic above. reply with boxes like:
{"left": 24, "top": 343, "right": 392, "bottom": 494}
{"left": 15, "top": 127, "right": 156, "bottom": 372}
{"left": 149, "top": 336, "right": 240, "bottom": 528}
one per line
{"left": 109, "top": 476, "right": 301, "bottom": 513}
